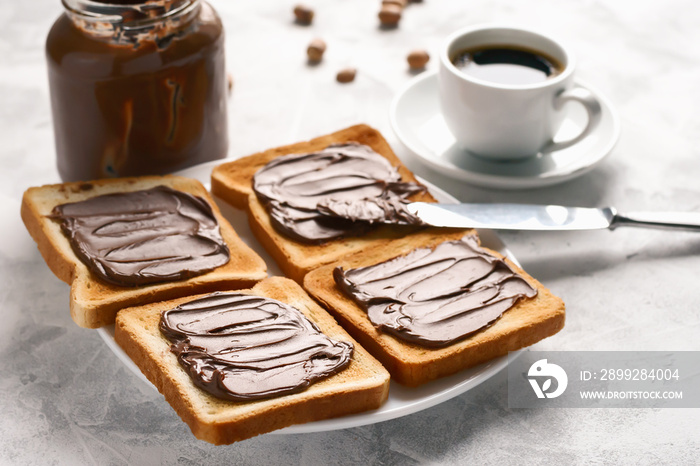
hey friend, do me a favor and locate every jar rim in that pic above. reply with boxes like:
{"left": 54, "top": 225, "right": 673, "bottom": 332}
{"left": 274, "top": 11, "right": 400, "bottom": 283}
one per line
{"left": 61, "top": 0, "right": 199, "bottom": 29}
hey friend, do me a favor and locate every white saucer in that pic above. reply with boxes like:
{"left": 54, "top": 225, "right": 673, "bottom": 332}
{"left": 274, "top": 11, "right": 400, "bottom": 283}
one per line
{"left": 390, "top": 71, "right": 620, "bottom": 190}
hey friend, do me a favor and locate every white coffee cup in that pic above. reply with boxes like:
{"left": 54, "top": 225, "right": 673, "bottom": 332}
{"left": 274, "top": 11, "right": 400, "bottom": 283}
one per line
{"left": 439, "top": 24, "right": 602, "bottom": 160}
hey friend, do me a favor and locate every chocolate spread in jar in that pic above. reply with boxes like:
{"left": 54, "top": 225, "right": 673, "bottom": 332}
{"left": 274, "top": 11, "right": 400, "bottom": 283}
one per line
{"left": 160, "top": 292, "right": 354, "bottom": 401}
{"left": 50, "top": 185, "right": 230, "bottom": 286}
{"left": 334, "top": 235, "right": 538, "bottom": 348}
{"left": 252, "top": 143, "right": 426, "bottom": 244}
{"left": 46, "top": 0, "right": 228, "bottom": 181}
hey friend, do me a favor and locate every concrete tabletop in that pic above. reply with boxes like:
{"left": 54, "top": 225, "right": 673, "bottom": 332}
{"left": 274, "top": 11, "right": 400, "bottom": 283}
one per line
{"left": 1, "top": 0, "right": 699, "bottom": 463}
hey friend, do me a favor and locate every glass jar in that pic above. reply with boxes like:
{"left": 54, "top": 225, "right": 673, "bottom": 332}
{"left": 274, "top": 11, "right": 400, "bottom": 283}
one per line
{"left": 46, "top": 0, "right": 228, "bottom": 181}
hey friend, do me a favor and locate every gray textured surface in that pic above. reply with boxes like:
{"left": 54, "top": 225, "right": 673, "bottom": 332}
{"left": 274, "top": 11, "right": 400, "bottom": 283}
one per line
{"left": 2, "top": 0, "right": 700, "bottom": 464}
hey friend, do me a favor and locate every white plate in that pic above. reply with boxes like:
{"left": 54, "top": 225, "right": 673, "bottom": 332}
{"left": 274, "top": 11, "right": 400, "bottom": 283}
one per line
{"left": 390, "top": 70, "right": 621, "bottom": 190}
{"left": 97, "top": 160, "right": 520, "bottom": 434}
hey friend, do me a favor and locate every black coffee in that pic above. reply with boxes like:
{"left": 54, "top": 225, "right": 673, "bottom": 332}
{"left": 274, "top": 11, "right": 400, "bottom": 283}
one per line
{"left": 451, "top": 45, "right": 563, "bottom": 85}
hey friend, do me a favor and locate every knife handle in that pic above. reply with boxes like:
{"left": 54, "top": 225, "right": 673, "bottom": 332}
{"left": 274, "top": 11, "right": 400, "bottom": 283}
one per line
{"left": 611, "top": 210, "right": 700, "bottom": 232}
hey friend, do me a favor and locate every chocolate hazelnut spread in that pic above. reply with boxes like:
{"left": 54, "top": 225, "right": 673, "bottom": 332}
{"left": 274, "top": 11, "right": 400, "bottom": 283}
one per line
{"left": 160, "top": 292, "right": 354, "bottom": 401}
{"left": 317, "top": 196, "right": 424, "bottom": 226}
{"left": 252, "top": 143, "right": 426, "bottom": 244}
{"left": 51, "top": 185, "right": 230, "bottom": 286}
{"left": 334, "top": 236, "right": 538, "bottom": 348}
{"left": 46, "top": 0, "right": 228, "bottom": 181}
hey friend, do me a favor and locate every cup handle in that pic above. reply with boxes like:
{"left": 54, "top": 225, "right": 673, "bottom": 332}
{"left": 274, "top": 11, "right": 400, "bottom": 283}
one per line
{"left": 544, "top": 86, "right": 603, "bottom": 153}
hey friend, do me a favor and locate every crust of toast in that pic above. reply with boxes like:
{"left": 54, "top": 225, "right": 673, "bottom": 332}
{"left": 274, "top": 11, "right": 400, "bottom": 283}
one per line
{"left": 21, "top": 176, "right": 268, "bottom": 328}
{"left": 114, "top": 277, "right": 390, "bottom": 445}
{"left": 303, "top": 233, "right": 566, "bottom": 387}
{"left": 211, "top": 124, "right": 445, "bottom": 282}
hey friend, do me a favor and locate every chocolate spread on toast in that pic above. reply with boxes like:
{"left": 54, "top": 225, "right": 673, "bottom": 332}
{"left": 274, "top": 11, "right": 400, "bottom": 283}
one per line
{"left": 334, "top": 236, "right": 538, "bottom": 348}
{"left": 51, "top": 185, "right": 229, "bottom": 286}
{"left": 160, "top": 292, "right": 354, "bottom": 401}
{"left": 252, "top": 143, "right": 425, "bottom": 244}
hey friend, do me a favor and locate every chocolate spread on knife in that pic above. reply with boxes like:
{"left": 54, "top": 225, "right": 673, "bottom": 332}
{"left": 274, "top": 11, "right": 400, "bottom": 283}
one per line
{"left": 334, "top": 236, "right": 538, "bottom": 348}
{"left": 160, "top": 292, "right": 354, "bottom": 401}
{"left": 252, "top": 143, "right": 426, "bottom": 244}
{"left": 317, "top": 196, "right": 424, "bottom": 226}
{"left": 51, "top": 185, "right": 230, "bottom": 286}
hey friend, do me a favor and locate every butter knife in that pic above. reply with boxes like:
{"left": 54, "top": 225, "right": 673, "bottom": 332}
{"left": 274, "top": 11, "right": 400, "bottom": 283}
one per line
{"left": 406, "top": 203, "right": 700, "bottom": 232}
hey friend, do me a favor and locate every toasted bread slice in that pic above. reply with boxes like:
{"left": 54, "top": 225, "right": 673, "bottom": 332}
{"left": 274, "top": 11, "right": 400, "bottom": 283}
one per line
{"left": 115, "top": 277, "right": 390, "bottom": 445}
{"left": 211, "top": 124, "right": 444, "bottom": 282}
{"left": 21, "top": 176, "right": 267, "bottom": 328}
{"left": 304, "top": 233, "right": 566, "bottom": 387}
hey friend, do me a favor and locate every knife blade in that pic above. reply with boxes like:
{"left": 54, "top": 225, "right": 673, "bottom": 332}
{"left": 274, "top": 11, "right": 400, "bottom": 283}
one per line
{"left": 405, "top": 202, "right": 700, "bottom": 232}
